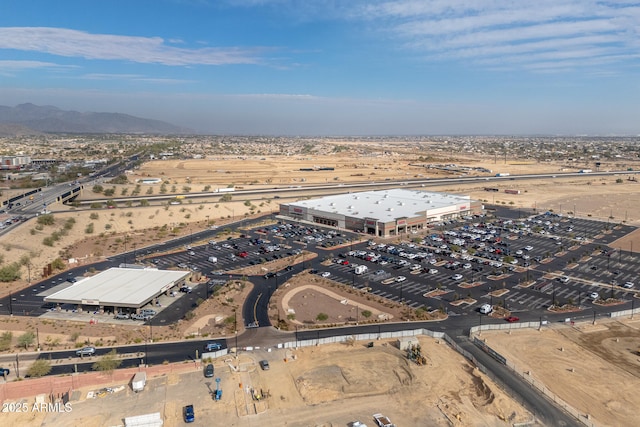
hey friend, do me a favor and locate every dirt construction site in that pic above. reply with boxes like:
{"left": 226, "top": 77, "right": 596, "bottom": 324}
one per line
{"left": 1, "top": 335, "right": 534, "bottom": 427}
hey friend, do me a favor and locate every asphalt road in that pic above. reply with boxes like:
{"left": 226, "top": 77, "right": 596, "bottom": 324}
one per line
{"left": 3, "top": 209, "right": 635, "bottom": 426}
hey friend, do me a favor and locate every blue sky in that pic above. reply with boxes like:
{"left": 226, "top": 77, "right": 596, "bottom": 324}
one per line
{"left": 1, "top": 0, "right": 639, "bottom": 135}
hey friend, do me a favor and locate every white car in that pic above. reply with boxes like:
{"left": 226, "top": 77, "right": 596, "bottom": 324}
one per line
{"left": 589, "top": 292, "right": 599, "bottom": 300}
{"left": 524, "top": 245, "right": 534, "bottom": 251}
{"left": 395, "top": 276, "right": 407, "bottom": 282}
{"left": 321, "top": 272, "right": 331, "bottom": 278}
{"left": 463, "top": 263, "right": 472, "bottom": 269}
{"left": 623, "top": 282, "right": 635, "bottom": 289}
{"left": 76, "top": 346, "right": 96, "bottom": 356}
{"left": 451, "top": 274, "right": 463, "bottom": 281}
{"left": 428, "top": 268, "right": 438, "bottom": 274}
{"left": 558, "top": 276, "right": 570, "bottom": 283}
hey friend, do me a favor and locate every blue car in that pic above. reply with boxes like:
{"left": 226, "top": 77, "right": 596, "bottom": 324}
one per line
{"left": 204, "top": 342, "right": 222, "bottom": 352}
{"left": 183, "top": 405, "right": 195, "bottom": 423}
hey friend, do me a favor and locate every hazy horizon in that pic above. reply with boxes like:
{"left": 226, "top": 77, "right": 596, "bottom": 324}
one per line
{"left": 1, "top": 1, "right": 639, "bottom": 136}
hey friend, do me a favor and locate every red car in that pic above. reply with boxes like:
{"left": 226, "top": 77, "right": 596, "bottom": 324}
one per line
{"left": 505, "top": 316, "right": 520, "bottom": 323}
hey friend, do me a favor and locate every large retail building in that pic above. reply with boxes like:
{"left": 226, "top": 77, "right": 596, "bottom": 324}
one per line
{"left": 279, "top": 189, "right": 482, "bottom": 237}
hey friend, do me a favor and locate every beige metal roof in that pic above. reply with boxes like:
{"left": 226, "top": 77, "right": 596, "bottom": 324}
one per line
{"left": 44, "top": 268, "right": 190, "bottom": 308}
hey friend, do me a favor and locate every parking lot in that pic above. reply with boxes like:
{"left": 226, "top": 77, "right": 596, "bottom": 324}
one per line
{"left": 300, "top": 212, "right": 638, "bottom": 318}
{"left": 8, "top": 210, "right": 638, "bottom": 327}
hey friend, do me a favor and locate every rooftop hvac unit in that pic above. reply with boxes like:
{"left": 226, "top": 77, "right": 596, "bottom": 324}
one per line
{"left": 387, "top": 207, "right": 394, "bottom": 211}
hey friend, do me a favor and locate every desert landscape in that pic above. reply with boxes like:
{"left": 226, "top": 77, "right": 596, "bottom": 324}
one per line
{"left": 1, "top": 146, "right": 640, "bottom": 426}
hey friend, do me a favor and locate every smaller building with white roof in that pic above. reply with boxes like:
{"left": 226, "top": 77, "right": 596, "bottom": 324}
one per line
{"left": 44, "top": 267, "right": 190, "bottom": 314}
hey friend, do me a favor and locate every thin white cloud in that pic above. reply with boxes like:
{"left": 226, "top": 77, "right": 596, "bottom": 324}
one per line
{"left": 81, "top": 73, "right": 194, "bottom": 84}
{"left": 356, "top": 0, "right": 640, "bottom": 72}
{"left": 0, "top": 60, "right": 62, "bottom": 70}
{"left": 0, "top": 27, "right": 273, "bottom": 66}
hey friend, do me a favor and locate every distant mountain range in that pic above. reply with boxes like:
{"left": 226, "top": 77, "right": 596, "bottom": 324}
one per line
{"left": 0, "top": 103, "right": 192, "bottom": 135}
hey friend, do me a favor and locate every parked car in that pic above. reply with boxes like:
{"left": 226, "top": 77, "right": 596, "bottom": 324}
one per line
{"left": 204, "top": 363, "right": 214, "bottom": 378}
{"left": 76, "top": 346, "right": 96, "bottom": 356}
{"left": 479, "top": 304, "right": 493, "bottom": 314}
{"left": 321, "top": 272, "right": 331, "bottom": 278}
{"left": 259, "top": 360, "right": 270, "bottom": 370}
{"left": 114, "top": 312, "right": 129, "bottom": 320}
{"left": 183, "top": 404, "right": 195, "bottom": 423}
{"left": 623, "top": 282, "right": 635, "bottom": 289}
{"left": 131, "top": 313, "right": 150, "bottom": 321}
{"left": 395, "top": 276, "right": 406, "bottom": 282}
{"left": 505, "top": 316, "right": 520, "bottom": 323}
{"left": 204, "top": 342, "right": 222, "bottom": 352}
{"left": 589, "top": 292, "right": 600, "bottom": 300}
{"left": 451, "top": 274, "right": 463, "bottom": 281}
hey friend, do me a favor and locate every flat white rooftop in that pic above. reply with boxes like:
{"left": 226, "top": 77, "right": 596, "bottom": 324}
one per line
{"left": 288, "top": 189, "right": 471, "bottom": 221}
{"left": 44, "top": 268, "right": 190, "bottom": 308}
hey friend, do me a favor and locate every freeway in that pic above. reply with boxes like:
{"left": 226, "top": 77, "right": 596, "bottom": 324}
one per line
{"left": 75, "top": 169, "right": 640, "bottom": 207}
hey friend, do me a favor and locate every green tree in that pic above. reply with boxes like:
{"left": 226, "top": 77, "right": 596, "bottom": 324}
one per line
{"left": 51, "top": 258, "right": 66, "bottom": 270}
{"left": 361, "top": 310, "right": 372, "bottom": 319}
{"left": 316, "top": 313, "right": 328, "bottom": 322}
{"left": 37, "top": 214, "right": 55, "bottom": 226}
{"left": 92, "top": 349, "right": 122, "bottom": 372}
{"left": 109, "top": 174, "right": 129, "bottom": 185}
{"left": 0, "top": 332, "right": 12, "bottom": 351}
{"left": 27, "top": 359, "right": 52, "bottom": 378}
{"left": 17, "top": 331, "right": 35, "bottom": 349}
{"left": 0, "top": 263, "right": 21, "bottom": 281}
{"left": 92, "top": 184, "right": 104, "bottom": 193}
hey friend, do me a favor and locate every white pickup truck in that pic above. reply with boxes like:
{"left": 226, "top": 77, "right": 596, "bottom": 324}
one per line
{"left": 373, "top": 413, "right": 396, "bottom": 427}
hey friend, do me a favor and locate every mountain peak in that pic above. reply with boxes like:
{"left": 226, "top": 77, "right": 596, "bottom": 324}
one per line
{"left": 0, "top": 103, "right": 191, "bottom": 134}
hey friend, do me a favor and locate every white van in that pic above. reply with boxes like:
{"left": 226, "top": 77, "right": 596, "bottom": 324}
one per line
{"left": 479, "top": 303, "right": 493, "bottom": 314}
{"left": 208, "top": 256, "right": 218, "bottom": 263}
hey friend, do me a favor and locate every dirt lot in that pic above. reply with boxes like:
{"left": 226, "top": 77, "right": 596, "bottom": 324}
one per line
{"left": 1, "top": 336, "right": 533, "bottom": 427}
{"left": 482, "top": 318, "right": 640, "bottom": 426}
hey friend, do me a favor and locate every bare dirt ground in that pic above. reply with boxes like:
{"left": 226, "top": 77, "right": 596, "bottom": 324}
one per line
{"left": 483, "top": 318, "right": 640, "bottom": 427}
{"left": 2, "top": 149, "right": 640, "bottom": 425}
{"left": 2, "top": 336, "right": 534, "bottom": 427}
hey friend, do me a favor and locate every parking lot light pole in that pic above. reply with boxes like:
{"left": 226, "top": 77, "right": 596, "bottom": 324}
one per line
{"left": 611, "top": 280, "right": 615, "bottom": 299}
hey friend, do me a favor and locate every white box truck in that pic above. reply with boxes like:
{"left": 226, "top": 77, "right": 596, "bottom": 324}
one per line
{"left": 132, "top": 371, "right": 147, "bottom": 392}
{"left": 354, "top": 265, "right": 368, "bottom": 275}
{"left": 208, "top": 256, "right": 218, "bottom": 263}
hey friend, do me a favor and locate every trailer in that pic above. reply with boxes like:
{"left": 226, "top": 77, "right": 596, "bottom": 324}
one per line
{"left": 373, "top": 413, "right": 396, "bottom": 427}
{"left": 132, "top": 371, "right": 147, "bottom": 392}
{"left": 504, "top": 189, "right": 521, "bottom": 194}
{"left": 495, "top": 173, "right": 510, "bottom": 177}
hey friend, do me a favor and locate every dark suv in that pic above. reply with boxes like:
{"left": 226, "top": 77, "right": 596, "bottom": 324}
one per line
{"left": 204, "top": 363, "right": 214, "bottom": 378}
